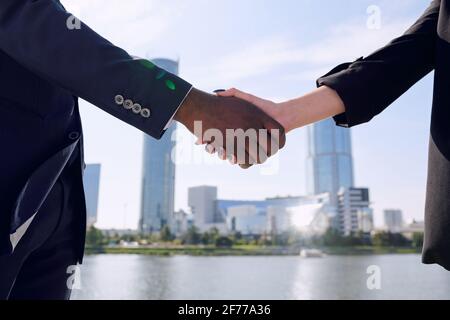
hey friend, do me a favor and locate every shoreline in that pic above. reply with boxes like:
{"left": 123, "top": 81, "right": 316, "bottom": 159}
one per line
{"left": 85, "top": 245, "right": 422, "bottom": 256}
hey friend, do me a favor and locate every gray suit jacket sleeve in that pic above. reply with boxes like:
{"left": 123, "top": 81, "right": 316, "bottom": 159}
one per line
{"left": 0, "top": 0, "right": 192, "bottom": 139}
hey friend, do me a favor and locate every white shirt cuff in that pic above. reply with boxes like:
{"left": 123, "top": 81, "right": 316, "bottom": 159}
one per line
{"left": 163, "top": 86, "right": 194, "bottom": 130}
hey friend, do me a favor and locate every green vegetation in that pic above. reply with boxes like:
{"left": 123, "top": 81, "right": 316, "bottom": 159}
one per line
{"left": 85, "top": 226, "right": 424, "bottom": 256}
{"left": 160, "top": 225, "right": 174, "bottom": 242}
{"left": 87, "top": 246, "right": 288, "bottom": 256}
{"left": 85, "top": 226, "right": 105, "bottom": 248}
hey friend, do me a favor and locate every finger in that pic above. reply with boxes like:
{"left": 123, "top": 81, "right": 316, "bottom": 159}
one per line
{"left": 215, "top": 88, "right": 235, "bottom": 97}
{"left": 197, "top": 134, "right": 211, "bottom": 145}
{"left": 216, "top": 88, "right": 253, "bottom": 101}
{"left": 228, "top": 154, "right": 237, "bottom": 165}
{"left": 232, "top": 131, "right": 259, "bottom": 165}
{"left": 256, "top": 131, "right": 270, "bottom": 164}
{"left": 264, "top": 118, "right": 286, "bottom": 155}
{"left": 247, "top": 135, "right": 260, "bottom": 165}
{"left": 205, "top": 144, "right": 216, "bottom": 154}
{"left": 195, "top": 137, "right": 204, "bottom": 145}
{"left": 217, "top": 147, "right": 227, "bottom": 161}
{"left": 217, "top": 88, "right": 259, "bottom": 105}
{"left": 220, "top": 126, "right": 259, "bottom": 166}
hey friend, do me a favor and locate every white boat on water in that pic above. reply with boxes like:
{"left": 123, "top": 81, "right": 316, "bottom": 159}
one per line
{"left": 300, "top": 249, "right": 325, "bottom": 258}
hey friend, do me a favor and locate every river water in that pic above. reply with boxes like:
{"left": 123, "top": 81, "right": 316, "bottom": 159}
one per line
{"left": 71, "top": 254, "right": 450, "bottom": 300}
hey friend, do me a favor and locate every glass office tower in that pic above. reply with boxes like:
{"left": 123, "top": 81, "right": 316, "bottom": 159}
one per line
{"left": 83, "top": 164, "right": 101, "bottom": 228}
{"left": 306, "top": 118, "right": 354, "bottom": 205}
{"left": 139, "top": 58, "right": 178, "bottom": 233}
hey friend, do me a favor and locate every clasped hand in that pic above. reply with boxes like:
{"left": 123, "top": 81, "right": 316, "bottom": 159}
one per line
{"left": 175, "top": 88, "right": 286, "bottom": 169}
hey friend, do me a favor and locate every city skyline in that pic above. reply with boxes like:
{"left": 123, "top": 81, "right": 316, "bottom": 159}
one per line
{"left": 68, "top": 0, "right": 432, "bottom": 229}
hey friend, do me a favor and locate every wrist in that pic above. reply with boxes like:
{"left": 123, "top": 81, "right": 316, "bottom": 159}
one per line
{"left": 277, "top": 86, "right": 346, "bottom": 133}
{"left": 276, "top": 101, "right": 297, "bottom": 133}
{"left": 174, "top": 88, "right": 202, "bottom": 129}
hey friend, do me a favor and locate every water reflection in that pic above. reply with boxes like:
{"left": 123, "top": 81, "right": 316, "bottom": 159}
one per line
{"left": 71, "top": 254, "right": 450, "bottom": 300}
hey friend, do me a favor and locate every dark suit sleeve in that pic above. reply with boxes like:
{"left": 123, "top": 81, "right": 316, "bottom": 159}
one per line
{"left": 317, "top": 0, "right": 440, "bottom": 128}
{"left": 0, "top": 0, "right": 192, "bottom": 139}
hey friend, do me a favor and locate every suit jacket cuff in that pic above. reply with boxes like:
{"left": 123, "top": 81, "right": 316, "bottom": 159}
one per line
{"left": 316, "top": 57, "right": 375, "bottom": 128}
{"left": 117, "top": 60, "right": 193, "bottom": 140}
{"left": 163, "top": 86, "right": 194, "bottom": 131}
{"left": 142, "top": 67, "right": 192, "bottom": 139}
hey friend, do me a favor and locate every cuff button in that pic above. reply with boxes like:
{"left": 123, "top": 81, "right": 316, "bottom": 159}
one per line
{"left": 115, "top": 95, "right": 124, "bottom": 105}
{"left": 141, "top": 108, "right": 151, "bottom": 118}
{"left": 69, "top": 131, "right": 80, "bottom": 140}
{"left": 132, "top": 103, "right": 142, "bottom": 114}
{"left": 123, "top": 99, "right": 134, "bottom": 109}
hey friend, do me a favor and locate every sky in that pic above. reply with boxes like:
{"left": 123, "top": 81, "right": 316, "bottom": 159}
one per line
{"left": 61, "top": 0, "right": 434, "bottom": 229}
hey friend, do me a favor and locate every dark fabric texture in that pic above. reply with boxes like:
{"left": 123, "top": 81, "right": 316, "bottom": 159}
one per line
{"left": 0, "top": 0, "right": 191, "bottom": 258}
{"left": 0, "top": 162, "right": 82, "bottom": 300}
{"left": 317, "top": 0, "right": 450, "bottom": 270}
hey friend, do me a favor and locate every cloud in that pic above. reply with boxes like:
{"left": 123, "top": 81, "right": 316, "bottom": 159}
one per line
{"left": 189, "top": 18, "right": 411, "bottom": 86}
{"left": 61, "top": 0, "right": 187, "bottom": 55}
{"left": 61, "top": 0, "right": 416, "bottom": 85}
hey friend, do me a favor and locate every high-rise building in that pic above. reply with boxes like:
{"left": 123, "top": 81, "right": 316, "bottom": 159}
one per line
{"left": 306, "top": 119, "right": 354, "bottom": 205}
{"left": 336, "top": 187, "right": 371, "bottom": 235}
{"left": 357, "top": 207, "right": 374, "bottom": 234}
{"left": 188, "top": 186, "right": 224, "bottom": 232}
{"left": 140, "top": 58, "right": 178, "bottom": 233}
{"left": 172, "top": 210, "right": 192, "bottom": 236}
{"left": 384, "top": 209, "right": 404, "bottom": 233}
{"left": 83, "top": 164, "right": 101, "bottom": 228}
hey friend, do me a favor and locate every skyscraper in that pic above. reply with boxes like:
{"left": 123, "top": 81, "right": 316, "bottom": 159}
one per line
{"left": 83, "top": 164, "right": 101, "bottom": 228}
{"left": 139, "top": 58, "right": 178, "bottom": 234}
{"left": 188, "top": 186, "right": 220, "bottom": 232}
{"left": 384, "top": 209, "right": 404, "bottom": 233}
{"left": 337, "top": 187, "right": 371, "bottom": 235}
{"left": 306, "top": 118, "right": 354, "bottom": 204}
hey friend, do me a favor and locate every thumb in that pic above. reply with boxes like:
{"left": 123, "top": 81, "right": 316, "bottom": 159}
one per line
{"left": 215, "top": 88, "right": 238, "bottom": 97}
{"left": 215, "top": 88, "right": 258, "bottom": 104}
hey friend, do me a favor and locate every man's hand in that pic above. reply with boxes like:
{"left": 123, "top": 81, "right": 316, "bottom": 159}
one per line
{"left": 175, "top": 88, "right": 286, "bottom": 168}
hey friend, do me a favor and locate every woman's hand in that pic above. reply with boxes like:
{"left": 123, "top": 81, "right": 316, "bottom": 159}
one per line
{"left": 216, "top": 86, "right": 346, "bottom": 134}
{"left": 216, "top": 88, "right": 291, "bottom": 132}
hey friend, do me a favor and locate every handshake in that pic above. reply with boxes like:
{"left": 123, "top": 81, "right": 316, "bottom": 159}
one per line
{"left": 175, "top": 86, "right": 345, "bottom": 168}
{"left": 174, "top": 87, "right": 290, "bottom": 169}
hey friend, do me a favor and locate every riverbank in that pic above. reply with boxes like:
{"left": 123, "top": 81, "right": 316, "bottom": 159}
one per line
{"left": 85, "top": 245, "right": 421, "bottom": 256}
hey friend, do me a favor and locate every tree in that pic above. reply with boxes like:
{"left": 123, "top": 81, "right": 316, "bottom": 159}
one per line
{"left": 322, "top": 228, "right": 345, "bottom": 246}
{"left": 86, "top": 226, "right": 105, "bottom": 247}
{"left": 215, "top": 236, "right": 233, "bottom": 248}
{"left": 272, "top": 232, "right": 290, "bottom": 246}
{"left": 202, "top": 227, "right": 220, "bottom": 245}
{"left": 182, "top": 226, "right": 202, "bottom": 245}
{"left": 412, "top": 232, "right": 424, "bottom": 249}
{"left": 120, "top": 234, "right": 139, "bottom": 242}
{"left": 372, "top": 231, "right": 411, "bottom": 247}
{"left": 233, "top": 231, "right": 243, "bottom": 241}
{"left": 160, "top": 225, "right": 174, "bottom": 242}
